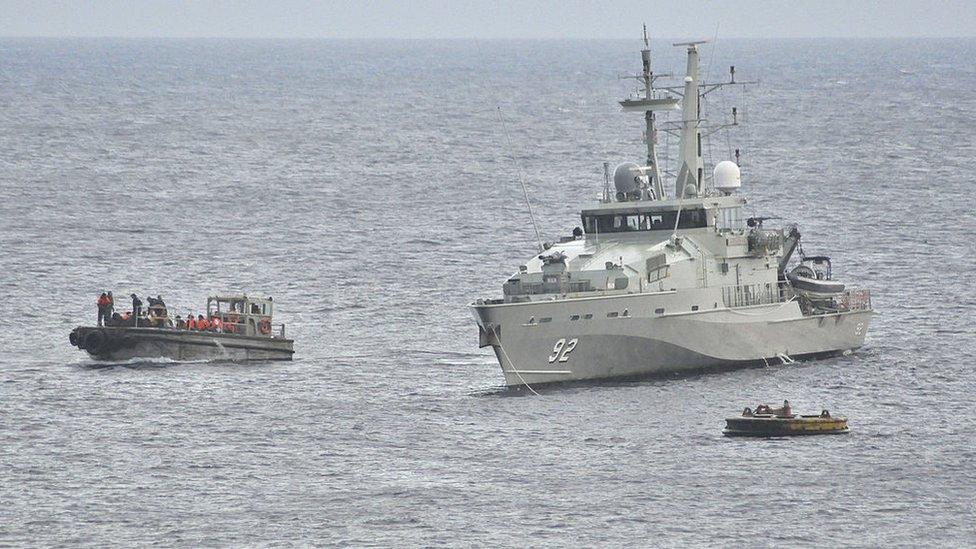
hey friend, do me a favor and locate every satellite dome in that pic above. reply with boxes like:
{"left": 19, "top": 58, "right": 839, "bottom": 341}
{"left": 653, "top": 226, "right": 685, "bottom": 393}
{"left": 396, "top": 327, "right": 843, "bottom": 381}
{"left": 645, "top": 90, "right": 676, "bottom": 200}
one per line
{"left": 713, "top": 160, "right": 741, "bottom": 195}
{"left": 613, "top": 162, "right": 642, "bottom": 199}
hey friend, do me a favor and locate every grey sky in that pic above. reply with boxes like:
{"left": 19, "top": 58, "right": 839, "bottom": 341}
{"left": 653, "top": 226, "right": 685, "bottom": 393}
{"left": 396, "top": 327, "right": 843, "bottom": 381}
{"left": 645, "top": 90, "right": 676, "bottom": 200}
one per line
{"left": 2, "top": 0, "right": 974, "bottom": 39}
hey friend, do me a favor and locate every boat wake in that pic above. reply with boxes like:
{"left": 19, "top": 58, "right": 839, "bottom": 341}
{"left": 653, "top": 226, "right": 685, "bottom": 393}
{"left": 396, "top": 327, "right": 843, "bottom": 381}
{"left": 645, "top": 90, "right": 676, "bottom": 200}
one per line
{"left": 71, "top": 356, "right": 219, "bottom": 369}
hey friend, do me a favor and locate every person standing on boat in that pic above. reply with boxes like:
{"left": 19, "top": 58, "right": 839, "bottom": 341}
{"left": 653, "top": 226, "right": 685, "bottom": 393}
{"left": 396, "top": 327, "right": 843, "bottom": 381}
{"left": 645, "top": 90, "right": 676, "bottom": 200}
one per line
{"left": 106, "top": 292, "right": 114, "bottom": 318}
{"left": 96, "top": 293, "right": 110, "bottom": 326}
{"left": 130, "top": 294, "right": 143, "bottom": 326}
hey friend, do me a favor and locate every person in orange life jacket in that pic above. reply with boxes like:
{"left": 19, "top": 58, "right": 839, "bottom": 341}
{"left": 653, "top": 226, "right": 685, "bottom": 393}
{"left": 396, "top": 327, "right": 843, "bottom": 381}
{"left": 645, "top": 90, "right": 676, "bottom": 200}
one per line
{"left": 196, "top": 315, "right": 209, "bottom": 331}
{"left": 96, "top": 293, "right": 110, "bottom": 326}
{"left": 186, "top": 314, "right": 197, "bottom": 330}
{"left": 209, "top": 316, "right": 222, "bottom": 332}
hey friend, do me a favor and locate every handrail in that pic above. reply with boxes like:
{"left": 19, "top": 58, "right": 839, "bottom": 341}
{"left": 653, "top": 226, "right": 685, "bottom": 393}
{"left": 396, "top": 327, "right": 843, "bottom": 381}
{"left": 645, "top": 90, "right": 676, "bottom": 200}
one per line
{"left": 721, "top": 282, "right": 872, "bottom": 313}
{"left": 837, "top": 288, "right": 872, "bottom": 312}
{"left": 721, "top": 281, "right": 790, "bottom": 308}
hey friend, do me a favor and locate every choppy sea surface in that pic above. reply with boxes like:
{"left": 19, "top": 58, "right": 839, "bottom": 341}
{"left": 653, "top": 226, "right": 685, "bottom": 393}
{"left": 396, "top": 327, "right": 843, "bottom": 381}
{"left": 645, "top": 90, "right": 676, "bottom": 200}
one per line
{"left": 1, "top": 38, "right": 974, "bottom": 546}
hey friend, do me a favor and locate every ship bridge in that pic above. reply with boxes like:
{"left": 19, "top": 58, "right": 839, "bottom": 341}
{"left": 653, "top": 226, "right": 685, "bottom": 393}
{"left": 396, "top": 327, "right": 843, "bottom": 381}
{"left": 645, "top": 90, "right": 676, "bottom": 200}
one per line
{"left": 580, "top": 195, "right": 747, "bottom": 235}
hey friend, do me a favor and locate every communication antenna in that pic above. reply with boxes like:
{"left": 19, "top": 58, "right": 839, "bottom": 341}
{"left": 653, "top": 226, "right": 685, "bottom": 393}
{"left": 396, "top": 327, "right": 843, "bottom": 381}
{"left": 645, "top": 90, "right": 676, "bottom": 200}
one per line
{"left": 496, "top": 106, "right": 544, "bottom": 253}
{"left": 471, "top": 37, "right": 545, "bottom": 253}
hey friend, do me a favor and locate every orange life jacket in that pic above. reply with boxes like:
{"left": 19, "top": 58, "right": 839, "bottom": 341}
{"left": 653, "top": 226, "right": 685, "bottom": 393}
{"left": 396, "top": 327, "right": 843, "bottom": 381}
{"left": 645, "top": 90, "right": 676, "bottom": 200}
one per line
{"left": 186, "top": 318, "right": 197, "bottom": 330}
{"left": 210, "top": 318, "right": 221, "bottom": 331}
{"left": 197, "top": 318, "right": 209, "bottom": 330}
{"left": 97, "top": 295, "right": 110, "bottom": 307}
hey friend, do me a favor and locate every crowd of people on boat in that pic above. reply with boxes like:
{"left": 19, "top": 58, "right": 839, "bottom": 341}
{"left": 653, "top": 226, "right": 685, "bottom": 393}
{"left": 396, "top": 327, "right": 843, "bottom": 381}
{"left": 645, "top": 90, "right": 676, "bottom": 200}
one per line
{"left": 95, "top": 292, "right": 239, "bottom": 333}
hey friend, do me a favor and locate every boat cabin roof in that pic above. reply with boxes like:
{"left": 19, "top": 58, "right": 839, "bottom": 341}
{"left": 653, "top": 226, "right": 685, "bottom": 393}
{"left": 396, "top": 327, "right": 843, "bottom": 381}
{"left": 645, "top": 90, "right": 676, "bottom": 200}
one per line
{"left": 206, "top": 295, "right": 275, "bottom": 318}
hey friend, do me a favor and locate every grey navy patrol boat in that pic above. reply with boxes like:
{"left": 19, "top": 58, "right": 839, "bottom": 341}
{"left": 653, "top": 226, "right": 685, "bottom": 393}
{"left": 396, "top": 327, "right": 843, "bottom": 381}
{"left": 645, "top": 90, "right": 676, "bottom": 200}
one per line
{"left": 70, "top": 295, "right": 294, "bottom": 361}
{"left": 471, "top": 30, "right": 873, "bottom": 387}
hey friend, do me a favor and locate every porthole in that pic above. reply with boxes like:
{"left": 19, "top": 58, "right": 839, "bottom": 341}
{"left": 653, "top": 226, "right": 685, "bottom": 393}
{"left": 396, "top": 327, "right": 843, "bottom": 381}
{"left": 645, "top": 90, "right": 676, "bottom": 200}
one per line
{"left": 655, "top": 308, "right": 665, "bottom": 314}
{"left": 569, "top": 314, "right": 581, "bottom": 321}
{"left": 691, "top": 305, "right": 699, "bottom": 311}
{"left": 583, "top": 313, "right": 593, "bottom": 320}
{"left": 607, "top": 312, "right": 619, "bottom": 318}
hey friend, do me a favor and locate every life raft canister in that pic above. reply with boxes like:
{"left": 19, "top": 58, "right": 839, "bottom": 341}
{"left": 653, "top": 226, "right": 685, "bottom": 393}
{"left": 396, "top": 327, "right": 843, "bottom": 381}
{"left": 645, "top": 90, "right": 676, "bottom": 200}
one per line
{"left": 258, "top": 319, "right": 272, "bottom": 335}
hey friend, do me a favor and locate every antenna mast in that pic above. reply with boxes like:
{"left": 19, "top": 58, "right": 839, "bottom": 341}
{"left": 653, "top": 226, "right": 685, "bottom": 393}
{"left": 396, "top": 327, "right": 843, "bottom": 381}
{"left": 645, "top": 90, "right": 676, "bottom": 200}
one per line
{"left": 619, "top": 24, "right": 678, "bottom": 201}
{"left": 639, "top": 25, "right": 664, "bottom": 199}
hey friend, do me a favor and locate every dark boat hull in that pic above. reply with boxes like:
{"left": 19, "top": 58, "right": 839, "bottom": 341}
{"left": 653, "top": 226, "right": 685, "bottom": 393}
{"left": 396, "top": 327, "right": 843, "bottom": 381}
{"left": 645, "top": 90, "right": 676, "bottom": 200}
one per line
{"left": 69, "top": 326, "right": 294, "bottom": 361}
{"left": 724, "top": 415, "right": 849, "bottom": 437}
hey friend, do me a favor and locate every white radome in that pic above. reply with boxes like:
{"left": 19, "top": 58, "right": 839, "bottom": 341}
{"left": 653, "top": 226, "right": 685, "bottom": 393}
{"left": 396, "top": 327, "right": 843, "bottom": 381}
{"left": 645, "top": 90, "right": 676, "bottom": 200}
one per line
{"left": 613, "top": 162, "right": 642, "bottom": 196}
{"left": 713, "top": 160, "right": 741, "bottom": 194}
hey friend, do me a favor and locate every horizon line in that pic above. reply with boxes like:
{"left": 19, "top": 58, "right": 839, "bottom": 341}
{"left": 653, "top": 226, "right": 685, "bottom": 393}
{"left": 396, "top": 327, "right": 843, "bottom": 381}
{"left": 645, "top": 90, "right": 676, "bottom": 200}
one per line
{"left": 2, "top": 34, "right": 974, "bottom": 41}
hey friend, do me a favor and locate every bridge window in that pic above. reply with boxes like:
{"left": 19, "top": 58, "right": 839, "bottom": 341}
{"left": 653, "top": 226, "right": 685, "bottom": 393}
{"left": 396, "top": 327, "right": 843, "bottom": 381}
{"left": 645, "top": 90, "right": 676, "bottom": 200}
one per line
{"left": 582, "top": 209, "right": 707, "bottom": 234}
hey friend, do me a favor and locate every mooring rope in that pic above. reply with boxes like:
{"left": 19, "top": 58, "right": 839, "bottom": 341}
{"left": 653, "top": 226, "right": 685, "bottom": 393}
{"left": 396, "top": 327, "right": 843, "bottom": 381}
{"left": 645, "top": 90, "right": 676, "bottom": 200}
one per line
{"left": 491, "top": 325, "right": 539, "bottom": 396}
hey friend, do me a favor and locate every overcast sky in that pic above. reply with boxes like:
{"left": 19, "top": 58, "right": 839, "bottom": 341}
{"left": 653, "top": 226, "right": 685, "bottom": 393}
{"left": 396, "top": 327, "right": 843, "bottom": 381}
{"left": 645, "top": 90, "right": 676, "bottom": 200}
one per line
{"left": 2, "top": 0, "right": 975, "bottom": 39}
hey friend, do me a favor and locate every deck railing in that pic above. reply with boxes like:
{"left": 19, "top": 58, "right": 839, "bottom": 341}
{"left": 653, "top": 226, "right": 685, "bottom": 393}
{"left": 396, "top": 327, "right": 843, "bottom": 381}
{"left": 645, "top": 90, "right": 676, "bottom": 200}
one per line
{"left": 836, "top": 288, "right": 872, "bottom": 312}
{"left": 721, "top": 282, "right": 791, "bottom": 308}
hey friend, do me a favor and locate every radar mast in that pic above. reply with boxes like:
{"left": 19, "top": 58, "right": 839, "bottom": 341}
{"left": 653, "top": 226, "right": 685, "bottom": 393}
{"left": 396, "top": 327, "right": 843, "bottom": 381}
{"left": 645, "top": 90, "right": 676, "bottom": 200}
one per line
{"left": 618, "top": 24, "right": 679, "bottom": 201}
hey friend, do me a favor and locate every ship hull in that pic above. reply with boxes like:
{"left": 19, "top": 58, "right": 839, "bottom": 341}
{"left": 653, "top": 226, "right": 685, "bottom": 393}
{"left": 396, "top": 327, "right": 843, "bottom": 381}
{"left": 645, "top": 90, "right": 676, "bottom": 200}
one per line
{"left": 69, "top": 326, "right": 294, "bottom": 362}
{"left": 472, "top": 294, "right": 872, "bottom": 386}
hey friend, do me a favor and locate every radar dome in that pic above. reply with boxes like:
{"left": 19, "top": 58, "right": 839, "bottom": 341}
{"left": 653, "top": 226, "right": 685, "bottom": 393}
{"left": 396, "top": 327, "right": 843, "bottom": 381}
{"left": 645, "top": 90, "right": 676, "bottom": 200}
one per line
{"left": 713, "top": 160, "right": 741, "bottom": 195}
{"left": 613, "top": 162, "right": 642, "bottom": 199}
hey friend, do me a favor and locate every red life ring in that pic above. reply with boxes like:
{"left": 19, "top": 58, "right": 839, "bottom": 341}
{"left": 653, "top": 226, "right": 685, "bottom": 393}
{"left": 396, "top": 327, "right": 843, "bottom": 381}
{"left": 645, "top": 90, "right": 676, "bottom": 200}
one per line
{"left": 258, "top": 319, "right": 272, "bottom": 335}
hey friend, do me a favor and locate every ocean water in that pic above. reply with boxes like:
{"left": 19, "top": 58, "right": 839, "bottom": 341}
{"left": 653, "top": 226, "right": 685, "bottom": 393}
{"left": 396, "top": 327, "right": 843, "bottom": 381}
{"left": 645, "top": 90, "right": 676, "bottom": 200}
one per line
{"left": 1, "top": 38, "right": 974, "bottom": 546}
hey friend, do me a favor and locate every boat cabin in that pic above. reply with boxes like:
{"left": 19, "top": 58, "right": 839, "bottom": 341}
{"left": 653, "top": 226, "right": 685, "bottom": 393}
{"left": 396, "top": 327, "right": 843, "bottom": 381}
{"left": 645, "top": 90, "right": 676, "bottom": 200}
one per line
{"left": 206, "top": 295, "right": 283, "bottom": 338}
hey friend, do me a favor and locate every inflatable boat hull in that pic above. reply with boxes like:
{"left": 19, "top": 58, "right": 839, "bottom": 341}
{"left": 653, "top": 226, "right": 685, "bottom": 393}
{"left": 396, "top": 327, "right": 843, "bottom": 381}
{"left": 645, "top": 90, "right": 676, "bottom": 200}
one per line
{"left": 69, "top": 326, "right": 294, "bottom": 362}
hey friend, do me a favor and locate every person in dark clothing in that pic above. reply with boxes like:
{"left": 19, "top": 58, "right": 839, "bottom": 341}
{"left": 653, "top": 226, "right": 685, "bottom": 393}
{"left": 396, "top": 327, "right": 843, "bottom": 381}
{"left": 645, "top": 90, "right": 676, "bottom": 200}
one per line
{"left": 131, "top": 294, "right": 143, "bottom": 326}
{"left": 156, "top": 295, "right": 167, "bottom": 317}
{"left": 96, "top": 293, "right": 110, "bottom": 326}
{"left": 106, "top": 291, "right": 114, "bottom": 318}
